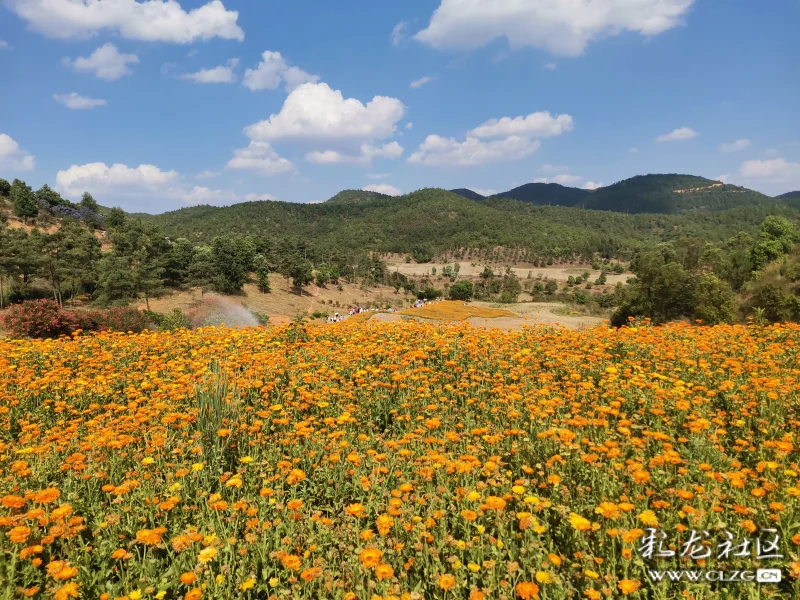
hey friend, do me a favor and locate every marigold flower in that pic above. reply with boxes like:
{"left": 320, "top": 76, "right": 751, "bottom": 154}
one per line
{"left": 438, "top": 574, "right": 457, "bottom": 591}
{"left": 516, "top": 581, "right": 540, "bottom": 599}
{"left": 33, "top": 488, "right": 61, "bottom": 504}
{"left": 618, "top": 579, "right": 641, "bottom": 595}
{"left": 359, "top": 547, "right": 383, "bottom": 568}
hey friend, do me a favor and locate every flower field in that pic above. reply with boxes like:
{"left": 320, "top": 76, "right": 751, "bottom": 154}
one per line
{"left": 1, "top": 321, "right": 799, "bottom": 599}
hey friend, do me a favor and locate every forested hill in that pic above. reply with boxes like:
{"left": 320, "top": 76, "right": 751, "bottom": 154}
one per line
{"left": 142, "top": 186, "right": 800, "bottom": 258}
{"left": 577, "top": 175, "right": 776, "bottom": 213}
{"left": 485, "top": 174, "right": 779, "bottom": 214}
{"left": 778, "top": 191, "right": 800, "bottom": 199}
{"left": 489, "top": 182, "right": 590, "bottom": 206}
{"left": 324, "top": 190, "right": 390, "bottom": 204}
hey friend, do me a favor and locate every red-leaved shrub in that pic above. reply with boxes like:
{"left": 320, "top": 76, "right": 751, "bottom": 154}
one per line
{"left": 1, "top": 299, "right": 79, "bottom": 338}
{"left": 2, "top": 300, "right": 151, "bottom": 338}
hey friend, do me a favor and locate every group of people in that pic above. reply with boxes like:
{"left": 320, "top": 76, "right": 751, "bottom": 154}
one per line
{"left": 324, "top": 305, "right": 401, "bottom": 323}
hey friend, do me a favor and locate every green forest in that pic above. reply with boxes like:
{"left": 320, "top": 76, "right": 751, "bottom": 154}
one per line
{"left": 1, "top": 173, "right": 799, "bottom": 331}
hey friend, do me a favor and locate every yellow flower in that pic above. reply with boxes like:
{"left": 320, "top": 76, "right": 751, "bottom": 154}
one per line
{"left": 155, "top": 592, "right": 166, "bottom": 599}
{"left": 638, "top": 510, "right": 659, "bottom": 526}
{"left": 569, "top": 513, "right": 592, "bottom": 531}
{"left": 269, "top": 577, "right": 279, "bottom": 587}
{"left": 511, "top": 485, "right": 525, "bottom": 494}
{"left": 535, "top": 572, "right": 552, "bottom": 583}
{"left": 129, "top": 591, "right": 142, "bottom": 600}
{"left": 141, "top": 457, "right": 154, "bottom": 465}
{"left": 191, "top": 463, "right": 204, "bottom": 472}
{"left": 198, "top": 547, "right": 218, "bottom": 564}
{"left": 468, "top": 563, "right": 480, "bottom": 572}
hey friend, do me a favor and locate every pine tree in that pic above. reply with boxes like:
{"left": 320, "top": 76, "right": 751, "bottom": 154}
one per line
{"left": 10, "top": 179, "right": 38, "bottom": 222}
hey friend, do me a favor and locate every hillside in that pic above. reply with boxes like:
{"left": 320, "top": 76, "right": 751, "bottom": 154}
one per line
{"left": 449, "top": 188, "right": 486, "bottom": 201}
{"left": 324, "top": 189, "right": 389, "bottom": 204}
{"left": 577, "top": 174, "right": 777, "bottom": 213}
{"left": 141, "top": 184, "right": 800, "bottom": 261}
{"left": 778, "top": 191, "right": 800, "bottom": 199}
{"left": 490, "top": 182, "right": 590, "bottom": 206}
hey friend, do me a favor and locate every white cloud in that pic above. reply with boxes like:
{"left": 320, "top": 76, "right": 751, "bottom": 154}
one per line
{"left": 739, "top": 158, "right": 800, "bottom": 181}
{"left": 468, "top": 111, "right": 574, "bottom": 138}
{"left": 306, "top": 142, "right": 403, "bottom": 165}
{"left": 244, "top": 193, "right": 277, "bottom": 202}
{"left": 8, "top": 0, "right": 244, "bottom": 43}
{"left": 415, "top": 0, "right": 694, "bottom": 56}
{"left": 583, "top": 180, "right": 603, "bottom": 190}
{"left": 53, "top": 92, "right": 107, "bottom": 109}
{"left": 716, "top": 174, "right": 731, "bottom": 183}
{"left": 244, "top": 82, "right": 406, "bottom": 142}
{"left": 226, "top": 141, "right": 295, "bottom": 175}
{"left": 718, "top": 138, "right": 751, "bottom": 153}
{"left": 366, "top": 173, "right": 389, "bottom": 180}
{"left": 55, "top": 160, "right": 237, "bottom": 205}
{"left": 410, "top": 76, "right": 436, "bottom": 89}
{"left": 176, "top": 186, "right": 237, "bottom": 204}
{"left": 56, "top": 162, "right": 179, "bottom": 196}
{"left": 544, "top": 62, "right": 557, "bottom": 70}
{"left": 391, "top": 21, "right": 408, "bottom": 46}
{"left": 405, "top": 122, "right": 413, "bottom": 130}
{"left": 655, "top": 126, "right": 698, "bottom": 142}
{"left": 363, "top": 184, "right": 402, "bottom": 196}
{"left": 63, "top": 43, "right": 138, "bottom": 80}
{"left": 408, "top": 135, "right": 540, "bottom": 166}
{"left": 196, "top": 170, "right": 220, "bottom": 179}
{"left": 534, "top": 174, "right": 582, "bottom": 185}
{"left": 242, "top": 51, "right": 318, "bottom": 92}
{"left": 0, "top": 133, "right": 36, "bottom": 171}
{"left": 470, "top": 188, "right": 498, "bottom": 197}
{"left": 179, "top": 58, "right": 238, "bottom": 83}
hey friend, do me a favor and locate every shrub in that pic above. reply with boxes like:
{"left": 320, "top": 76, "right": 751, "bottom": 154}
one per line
{"left": 448, "top": 280, "right": 474, "bottom": 301}
{"left": 1, "top": 299, "right": 79, "bottom": 338}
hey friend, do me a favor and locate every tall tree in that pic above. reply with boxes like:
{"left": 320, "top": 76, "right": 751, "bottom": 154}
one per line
{"left": 10, "top": 179, "right": 38, "bottom": 222}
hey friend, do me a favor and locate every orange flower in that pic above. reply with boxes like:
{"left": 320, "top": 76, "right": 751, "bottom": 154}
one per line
{"left": 1, "top": 495, "right": 26, "bottom": 509}
{"left": 483, "top": 496, "right": 506, "bottom": 511}
{"left": 376, "top": 514, "right": 394, "bottom": 535}
{"left": 569, "top": 513, "right": 591, "bottom": 531}
{"left": 438, "top": 574, "right": 457, "bottom": 591}
{"left": 53, "top": 583, "right": 80, "bottom": 600}
{"left": 300, "top": 567, "right": 322, "bottom": 581}
{"left": 461, "top": 510, "right": 478, "bottom": 521}
{"left": 33, "top": 488, "right": 61, "bottom": 504}
{"left": 375, "top": 563, "right": 394, "bottom": 580}
{"left": 280, "top": 553, "right": 302, "bottom": 570}
{"left": 287, "top": 499, "right": 303, "bottom": 510}
{"left": 111, "top": 549, "right": 128, "bottom": 559}
{"left": 618, "top": 579, "right": 641, "bottom": 595}
{"left": 359, "top": 547, "right": 383, "bottom": 568}
{"left": 46, "top": 560, "right": 78, "bottom": 580}
{"left": 180, "top": 572, "right": 196, "bottom": 585}
{"left": 516, "top": 581, "right": 540, "bottom": 599}
{"left": 9, "top": 525, "right": 31, "bottom": 543}
{"left": 185, "top": 588, "right": 202, "bottom": 600}
{"left": 345, "top": 503, "right": 367, "bottom": 517}
{"left": 136, "top": 527, "right": 166, "bottom": 546}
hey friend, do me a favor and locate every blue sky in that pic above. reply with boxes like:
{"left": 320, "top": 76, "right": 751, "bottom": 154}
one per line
{"left": 0, "top": 0, "right": 798, "bottom": 212}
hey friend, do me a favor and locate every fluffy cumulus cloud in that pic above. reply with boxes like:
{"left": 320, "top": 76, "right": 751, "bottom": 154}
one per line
{"left": 655, "top": 126, "right": 698, "bottom": 142}
{"left": 409, "top": 135, "right": 540, "bottom": 167}
{"left": 410, "top": 76, "right": 436, "bottom": 89}
{"left": 468, "top": 111, "right": 574, "bottom": 138}
{"left": 226, "top": 141, "right": 295, "bottom": 175}
{"left": 180, "top": 58, "right": 238, "bottom": 83}
{"left": 244, "top": 83, "right": 406, "bottom": 142}
{"left": 0, "top": 133, "right": 36, "bottom": 171}
{"left": 243, "top": 51, "right": 319, "bottom": 92}
{"left": 306, "top": 142, "right": 403, "bottom": 165}
{"left": 583, "top": 180, "right": 603, "bottom": 190}
{"left": 55, "top": 161, "right": 237, "bottom": 206}
{"left": 53, "top": 92, "right": 107, "bottom": 109}
{"left": 718, "top": 138, "right": 751, "bottom": 153}
{"left": 414, "top": 0, "right": 694, "bottom": 56}
{"left": 7, "top": 0, "right": 244, "bottom": 43}
{"left": 739, "top": 158, "right": 800, "bottom": 181}
{"left": 64, "top": 43, "right": 139, "bottom": 80}
{"left": 363, "top": 184, "right": 402, "bottom": 196}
